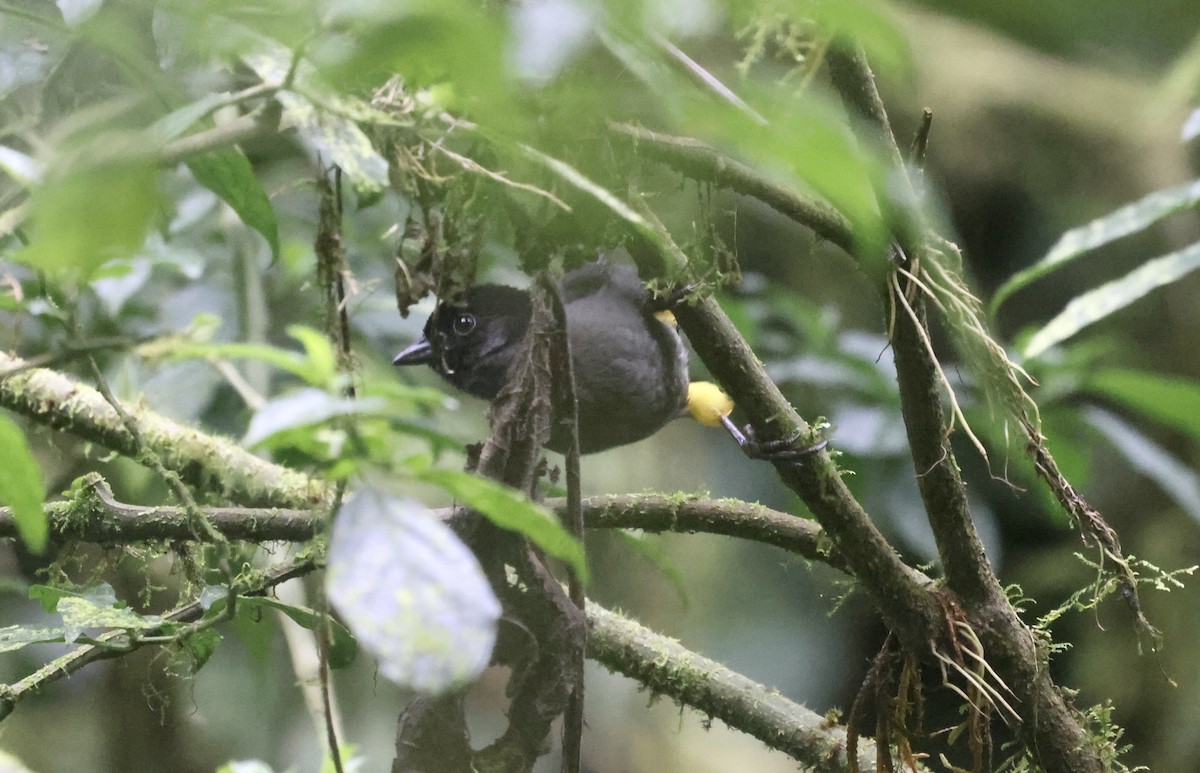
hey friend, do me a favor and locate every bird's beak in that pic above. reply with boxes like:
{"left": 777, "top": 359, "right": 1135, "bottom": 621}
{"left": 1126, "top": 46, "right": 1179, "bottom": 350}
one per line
{"left": 393, "top": 338, "right": 434, "bottom": 366}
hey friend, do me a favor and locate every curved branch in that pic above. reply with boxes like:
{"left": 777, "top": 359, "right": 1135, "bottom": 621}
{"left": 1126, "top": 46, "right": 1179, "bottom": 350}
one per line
{"left": 577, "top": 492, "right": 844, "bottom": 570}
{"left": 611, "top": 122, "right": 856, "bottom": 254}
{"left": 586, "top": 600, "right": 893, "bottom": 772}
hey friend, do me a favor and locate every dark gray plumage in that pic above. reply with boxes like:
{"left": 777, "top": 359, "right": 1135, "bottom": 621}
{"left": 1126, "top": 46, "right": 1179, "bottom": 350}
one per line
{"left": 393, "top": 262, "right": 688, "bottom": 454}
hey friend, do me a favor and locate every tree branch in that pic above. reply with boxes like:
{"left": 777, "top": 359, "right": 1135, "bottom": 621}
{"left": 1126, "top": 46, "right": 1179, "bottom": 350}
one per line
{"left": 0, "top": 473, "right": 319, "bottom": 543}
{"left": 160, "top": 106, "right": 283, "bottom": 166}
{"left": 610, "top": 122, "right": 856, "bottom": 254}
{"left": 586, "top": 600, "right": 894, "bottom": 772}
{"left": 0, "top": 351, "right": 329, "bottom": 509}
{"left": 824, "top": 42, "right": 1107, "bottom": 773}
{"left": 2, "top": 479, "right": 889, "bottom": 581}
{"left": 628, "top": 216, "right": 943, "bottom": 656}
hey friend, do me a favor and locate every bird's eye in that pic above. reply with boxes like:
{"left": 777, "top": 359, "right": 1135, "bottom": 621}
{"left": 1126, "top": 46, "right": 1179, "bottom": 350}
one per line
{"left": 452, "top": 313, "right": 476, "bottom": 335}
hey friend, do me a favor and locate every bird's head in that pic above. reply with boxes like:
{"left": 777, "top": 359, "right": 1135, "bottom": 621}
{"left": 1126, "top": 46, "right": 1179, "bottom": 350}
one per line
{"left": 393, "top": 284, "right": 532, "bottom": 400}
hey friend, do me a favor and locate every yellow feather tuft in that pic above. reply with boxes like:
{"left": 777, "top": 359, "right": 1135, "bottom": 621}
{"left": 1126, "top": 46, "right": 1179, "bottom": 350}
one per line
{"left": 654, "top": 309, "right": 678, "bottom": 326}
{"left": 686, "top": 381, "right": 734, "bottom": 427}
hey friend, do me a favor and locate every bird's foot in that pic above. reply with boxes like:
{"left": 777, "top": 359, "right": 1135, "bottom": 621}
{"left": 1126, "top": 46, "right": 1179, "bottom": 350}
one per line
{"left": 720, "top": 416, "right": 828, "bottom": 463}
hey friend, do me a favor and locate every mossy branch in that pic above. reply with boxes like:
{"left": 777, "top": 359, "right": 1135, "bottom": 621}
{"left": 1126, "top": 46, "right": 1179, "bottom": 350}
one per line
{"left": 1, "top": 479, "right": 892, "bottom": 580}
{"left": 586, "top": 601, "right": 898, "bottom": 772}
{"left": 0, "top": 351, "right": 329, "bottom": 509}
{"left": 628, "top": 209, "right": 944, "bottom": 656}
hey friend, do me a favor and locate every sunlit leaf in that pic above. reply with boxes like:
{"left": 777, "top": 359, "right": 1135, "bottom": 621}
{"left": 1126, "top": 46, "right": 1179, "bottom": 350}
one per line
{"left": 243, "top": 389, "right": 385, "bottom": 447}
{"left": 0, "top": 748, "right": 39, "bottom": 772}
{"left": 141, "top": 338, "right": 307, "bottom": 378}
{"left": 326, "top": 488, "right": 500, "bottom": 692}
{"left": 216, "top": 762, "right": 276, "bottom": 773}
{"left": 0, "top": 145, "right": 41, "bottom": 186}
{"left": 0, "top": 3, "right": 69, "bottom": 100}
{"left": 57, "top": 596, "right": 162, "bottom": 643}
{"left": 414, "top": 463, "right": 588, "bottom": 582}
{"left": 0, "top": 415, "right": 47, "bottom": 554}
{"left": 1022, "top": 240, "right": 1200, "bottom": 358}
{"left": 1083, "top": 407, "right": 1200, "bottom": 524}
{"left": 1183, "top": 107, "right": 1200, "bottom": 143}
{"left": 0, "top": 624, "right": 66, "bottom": 654}
{"left": 141, "top": 325, "right": 348, "bottom": 388}
{"left": 187, "top": 149, "right": 280, "bottom": 259}
{"left": 1084, "top": 368, "right": 1200, "bottom": 445}
{"left": 286, "top": 325, "right": 339, "bottom": 387}
{"left": 994, "top": 178, "right": 1200, "bottom": 313}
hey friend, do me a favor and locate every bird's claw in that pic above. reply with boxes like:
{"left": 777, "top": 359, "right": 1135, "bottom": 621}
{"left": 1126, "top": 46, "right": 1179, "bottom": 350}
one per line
{"left": 720, "top": 416, "right": 828, "bottom": 463}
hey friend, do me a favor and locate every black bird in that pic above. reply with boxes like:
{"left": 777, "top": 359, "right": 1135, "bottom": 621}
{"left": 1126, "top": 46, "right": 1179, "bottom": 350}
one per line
{"left": 393, "top": 261, "right": 731, "bottom": 454}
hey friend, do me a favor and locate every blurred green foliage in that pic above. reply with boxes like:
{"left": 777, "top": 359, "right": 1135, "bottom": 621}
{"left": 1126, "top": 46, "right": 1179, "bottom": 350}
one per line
{"left": 0, "top": 0, "right": 1198, "bottom": 771}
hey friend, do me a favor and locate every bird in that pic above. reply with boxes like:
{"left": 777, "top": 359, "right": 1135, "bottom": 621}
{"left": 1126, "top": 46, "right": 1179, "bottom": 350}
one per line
{"left": 393, "top": 261, "right": 734, "bottom": 454}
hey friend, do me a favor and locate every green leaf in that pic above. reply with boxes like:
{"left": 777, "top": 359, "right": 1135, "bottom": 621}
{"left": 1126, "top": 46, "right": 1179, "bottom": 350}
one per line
{"left": 29, "top": 582, "right": 117, "bottom": 611}
{"left": 58, "top": 596, "right": 162, "bottom": 643}
{"left": 149, "top": 92, "right": 241, "bottom": 142}
{"left": 993, "top": 178, "right": 1200, "bottom": 313}
{"left": 187, "top": 149, "right": 280, "bottom": 259}
{"left": 18, "top": 161, "right": 159, "bottom": 279}
{"left": 595, "top": 26, "right": 890, "bottom": 262}
{"left": 0, "top": 145, "right": 41, "bottom": 186}
{"left": 285, "top": 325, "right": 338, "bottom": 387}
{"left": 318, "top": 0, "right": 515, "bottom": 131}
{"left": 236, "top": 596, "right": 357, "bottom": 670}
{"left": 1083, "top": 407, "right": 1200, "bottom": 524}
{"left": 1084, "top": 368, "right": 1200, "bottom": 445}
{"left": 243, "top": 44, "right": 390, "bottom": 195}
{"left": 140, "top": 324, "right": 341, "bottom": 387}
{"left": 0, "top": 624, "right": 66, "bottom": 654}
{"left": 414, "top": 464, "right": 588, "bottom": 582}
{"left": 0, "top": 415, "right": 47, "bottom": 554}
{"left": 326, "top": 488, "right": 500, "bottom": 691}
{"left": 179, "top": 628, "right": 223, "bottom": 673}
{"left": 0, "top": 3, "right": 69, "bottom": 101}
{"left": 1022, "top": 240, "right": 1200, "bottom": 359}
{"left": 243, "top": 389, "right": 386, "bottom": 448}
{"left": 216, "top": 762, "right": 276, "bottom": 773}
{"left": 140, "top": 337, "right": 312, "bottom": 379}
{"left": 28, "top": 584, "right": 76, "bottom": 613}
